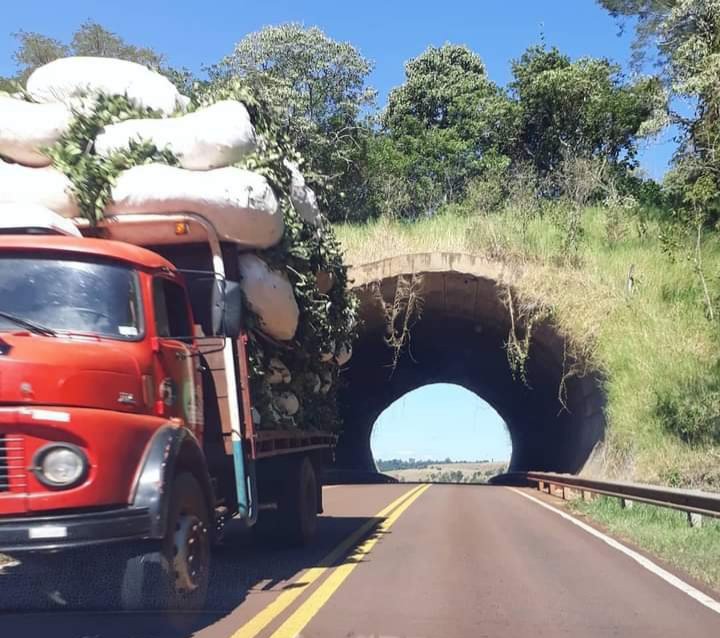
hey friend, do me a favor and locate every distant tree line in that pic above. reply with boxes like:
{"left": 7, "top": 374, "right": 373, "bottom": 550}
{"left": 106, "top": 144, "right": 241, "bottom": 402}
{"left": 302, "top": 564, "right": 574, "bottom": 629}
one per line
{"left": 391, "top": 466, "right": 507, "bottom": 484}
{"left": 375, "top": 458, "right": 490, "bottom": 472}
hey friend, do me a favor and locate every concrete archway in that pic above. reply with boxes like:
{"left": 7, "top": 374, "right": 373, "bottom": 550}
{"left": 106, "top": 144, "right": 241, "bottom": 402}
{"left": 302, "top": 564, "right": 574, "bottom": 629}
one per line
{"left": 335, "top": 253, "right": 606, "bottom": 475}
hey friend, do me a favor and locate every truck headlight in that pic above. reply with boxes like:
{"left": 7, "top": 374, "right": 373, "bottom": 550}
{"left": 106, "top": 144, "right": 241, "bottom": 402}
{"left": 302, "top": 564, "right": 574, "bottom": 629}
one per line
{"left": 33, "top": 444, "right": 88, "bottom": 488}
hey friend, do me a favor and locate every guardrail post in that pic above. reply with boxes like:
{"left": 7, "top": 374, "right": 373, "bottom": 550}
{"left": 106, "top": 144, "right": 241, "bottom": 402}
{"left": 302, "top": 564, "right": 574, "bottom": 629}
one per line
{"left": 621, "top": 498, "right": 634, "bottom": 509}
{"left": 688, "top": 512, "right": 703, "bottom": 528}
{"left": 538, "top": 480, "right": 545, "bottom": 492}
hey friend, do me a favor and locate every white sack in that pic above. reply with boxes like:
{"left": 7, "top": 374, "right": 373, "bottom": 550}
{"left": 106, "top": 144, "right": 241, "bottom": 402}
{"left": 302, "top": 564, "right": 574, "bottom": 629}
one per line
{"left": 0, "top": 203, "right": 81, "bottom": 236}
{"left": 320, "top": 340, "right": 336, "bottom": 363}
{"left": 27, "top": 57, "right": 185, "bottom": 115}
{"left": 273, "top": 391, "right": 300, "bottom": 417}
{"left": 335, "top": 344, "right": 352, "bottom": 366}
{"left": 0, "top": 97, "right": 72, "bottom": 166}
{"left": 267, "top": 358, "right": 291, "bottom": 385}
{"left": 304, "top": 372, "right": 322, "bottom": 394}
{"left": 319, "top": 369, "right": 333, "bottom": 395}
{"left": 107, "top": 164, "right": 283, "bottom": 248}
{"left": 95, "top": 100, "right": 257, "bottom": 170}
{"left": 238, "top": 254, "right": 299, "bottom": 341}
{"left": 284, "top": 160, "right": 321, "bottom": 226}
{"left": 0, "top": 160, "right": 79, "bottom": 217}
{"left": 316, "top": 270, "right": 335, "bottom": 294}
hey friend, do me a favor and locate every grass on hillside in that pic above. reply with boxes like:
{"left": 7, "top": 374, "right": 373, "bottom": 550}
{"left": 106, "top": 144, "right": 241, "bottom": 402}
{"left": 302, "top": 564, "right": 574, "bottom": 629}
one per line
{"left": 569, "top": 496, "right": 720, "bottom": 592}
{"left": 336, "top": 206, "right": 720, "bottom": 488}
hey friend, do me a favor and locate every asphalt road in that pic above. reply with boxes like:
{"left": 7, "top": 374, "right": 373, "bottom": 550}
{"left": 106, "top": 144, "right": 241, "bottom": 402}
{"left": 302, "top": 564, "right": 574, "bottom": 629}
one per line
{"left": 1, "top": 483, "right": 719, "bottom": 637}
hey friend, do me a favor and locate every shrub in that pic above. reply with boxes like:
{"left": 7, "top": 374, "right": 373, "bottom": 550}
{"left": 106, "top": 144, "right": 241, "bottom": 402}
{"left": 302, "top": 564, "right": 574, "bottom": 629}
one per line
{"left": 656, "top": 367, "right": 720, "bottom": 445}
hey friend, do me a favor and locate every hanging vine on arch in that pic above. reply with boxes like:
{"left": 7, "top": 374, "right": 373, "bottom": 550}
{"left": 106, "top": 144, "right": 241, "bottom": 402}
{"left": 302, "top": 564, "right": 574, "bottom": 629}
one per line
{"left": 372, "top": 273, "right": 425, "bottom": 373}
{"left": 502, "top": 286, "right": 550, "bottom": 388}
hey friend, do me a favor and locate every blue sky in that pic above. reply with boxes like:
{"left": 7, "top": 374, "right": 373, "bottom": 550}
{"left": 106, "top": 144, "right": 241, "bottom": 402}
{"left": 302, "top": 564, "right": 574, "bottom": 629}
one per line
{"left": 371, "top": 384, "right": 512, "bottom": 462}
{"left": 0, "top": 1, "right": 670, "bottom": 460}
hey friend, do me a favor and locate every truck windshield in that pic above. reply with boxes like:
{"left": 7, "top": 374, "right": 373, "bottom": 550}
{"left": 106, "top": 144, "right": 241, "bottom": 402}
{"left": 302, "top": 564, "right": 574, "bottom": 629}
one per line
{"left": 0, "top": 255, "right": 143, "bottom": 340}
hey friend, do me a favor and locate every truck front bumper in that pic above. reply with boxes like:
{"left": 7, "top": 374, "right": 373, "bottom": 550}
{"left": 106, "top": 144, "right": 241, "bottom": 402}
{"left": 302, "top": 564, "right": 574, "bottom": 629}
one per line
{"left": 0, "top": 507, "right": 153, "bottom": 552}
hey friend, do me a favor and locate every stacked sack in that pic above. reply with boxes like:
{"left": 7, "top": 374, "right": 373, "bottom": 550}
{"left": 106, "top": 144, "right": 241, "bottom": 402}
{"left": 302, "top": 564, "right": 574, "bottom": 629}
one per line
{"left": 0, "top": 56, "right": 357, "bottom": 432}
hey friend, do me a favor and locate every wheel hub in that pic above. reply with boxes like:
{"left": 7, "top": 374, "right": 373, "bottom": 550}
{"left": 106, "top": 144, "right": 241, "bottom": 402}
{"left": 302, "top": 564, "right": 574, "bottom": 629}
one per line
{"left": 172, "top": 514, "right": 208, "bottom": 594}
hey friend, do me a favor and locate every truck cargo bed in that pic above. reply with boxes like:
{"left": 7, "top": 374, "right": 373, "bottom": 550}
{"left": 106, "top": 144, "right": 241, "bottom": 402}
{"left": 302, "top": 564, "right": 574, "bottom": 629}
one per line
{"left": 252, "top": 429, "right": 337, "bottom": 459}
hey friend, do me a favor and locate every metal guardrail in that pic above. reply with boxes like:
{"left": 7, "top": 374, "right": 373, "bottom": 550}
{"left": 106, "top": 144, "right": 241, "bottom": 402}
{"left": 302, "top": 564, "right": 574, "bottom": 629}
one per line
{"left": 525, "top": 472, "right": 720, "bottom": 525}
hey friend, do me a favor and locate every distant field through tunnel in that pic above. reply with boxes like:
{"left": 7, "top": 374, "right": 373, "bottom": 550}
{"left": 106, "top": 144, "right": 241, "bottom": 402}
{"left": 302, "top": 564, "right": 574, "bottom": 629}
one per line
{"left": 335, "top": 253, "right": 606, "bottom": 476}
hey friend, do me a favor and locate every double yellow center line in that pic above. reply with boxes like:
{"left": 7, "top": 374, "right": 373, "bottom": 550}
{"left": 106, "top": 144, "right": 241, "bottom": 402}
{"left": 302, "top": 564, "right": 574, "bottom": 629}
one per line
{"left": 231, "top": 483, "right": 431, "bottom": 638}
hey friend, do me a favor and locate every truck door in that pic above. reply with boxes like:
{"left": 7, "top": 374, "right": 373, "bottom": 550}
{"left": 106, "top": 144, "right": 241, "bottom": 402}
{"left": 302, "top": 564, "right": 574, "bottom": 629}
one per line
{"left": 151, "top": 277, "right": 203, "bottom": 437}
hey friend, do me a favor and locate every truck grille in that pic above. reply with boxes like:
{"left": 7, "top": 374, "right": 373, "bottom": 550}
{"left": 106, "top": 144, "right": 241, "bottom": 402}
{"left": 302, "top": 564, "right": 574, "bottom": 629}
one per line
{"left": 0, "top": 434, "right": 26, "bottom": 492}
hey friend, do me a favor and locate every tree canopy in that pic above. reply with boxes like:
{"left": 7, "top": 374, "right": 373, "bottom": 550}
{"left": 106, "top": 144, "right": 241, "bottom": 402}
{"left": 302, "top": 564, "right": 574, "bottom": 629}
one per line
{"left": 0, "top": 18, "right": 689, "bottom": 219}
{"left": 597, "top": 1, "right": 676, "bottom": 67}
{"left": 372, "top": 43, "right": 660, "bottom": 217}
{"left": 70, "top": 20, "right": 165, "bottom": 68}
{"left": 1, "top": 21, "right": 178, "bottom": 91}
{"left": 214, "top": 23, "right": 376, "bottom": 221}
{"left": 508, "top": 46, "right": 662, "bottom": 175}
{"left": 374, "top": 45, "right": 508, "bottom": 217}
{"left": 597, "top": 0, "right": 720, "bottom": 218}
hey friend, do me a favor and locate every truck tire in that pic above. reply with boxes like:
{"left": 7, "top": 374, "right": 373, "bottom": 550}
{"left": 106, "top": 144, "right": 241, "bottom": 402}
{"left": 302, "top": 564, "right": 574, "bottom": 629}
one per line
{"left": 118, "top": 472, "right": 211, "bottom": 610}
{"left": 0, "top": 555, "right": 55, "bottom": 610}
{"left": 278, "top": 456, "right": 318, "bottom": 547}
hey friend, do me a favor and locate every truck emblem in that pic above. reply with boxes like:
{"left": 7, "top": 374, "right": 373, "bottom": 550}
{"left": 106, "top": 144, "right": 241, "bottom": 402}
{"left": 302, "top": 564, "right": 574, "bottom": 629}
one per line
{"left": 117, "top": 392, "right": 137, "bottom": 405}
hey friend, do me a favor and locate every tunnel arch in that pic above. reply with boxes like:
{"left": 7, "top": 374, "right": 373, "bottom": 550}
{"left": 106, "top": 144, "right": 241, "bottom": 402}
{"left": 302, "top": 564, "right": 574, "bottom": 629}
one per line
{"left": 335, "top": 253, "right": 606, "bottom": 476}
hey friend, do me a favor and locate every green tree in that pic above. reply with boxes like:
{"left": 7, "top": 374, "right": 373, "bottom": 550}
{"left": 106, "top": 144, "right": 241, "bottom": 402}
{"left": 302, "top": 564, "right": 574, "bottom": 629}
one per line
{"left": 598, "top": 1, "right": 674, "bottom": 67}
{"left": 378, "top": 44, "right": 509, "bottom": 217}
{"left": 661, "top": 2, "right": 720, "bottom": 219}
{"left": 598, "top": 1, "right": 720, "bottom": 219}
{"left": 4, "top": 22, "right": 188, "bottom": 90}
{"left": 508, "top": 45, "right": 662, "bottom": 177}
{"left": 11, "top": 30, "right": 69, "bottom": 81}
{"left": 376, "top": 43, "right": 657, "bottom": 217}
{"left": 70, "top": 20, "right": 165, "bottom": 69}
{"left": 214, "top": 23, "right": 376, "bottom": 222}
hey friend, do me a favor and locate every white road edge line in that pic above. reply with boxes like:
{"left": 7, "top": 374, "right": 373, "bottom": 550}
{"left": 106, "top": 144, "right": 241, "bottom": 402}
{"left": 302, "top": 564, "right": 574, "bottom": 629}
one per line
{"left": 508, "top": 487, "right": 720, "bottom": 616}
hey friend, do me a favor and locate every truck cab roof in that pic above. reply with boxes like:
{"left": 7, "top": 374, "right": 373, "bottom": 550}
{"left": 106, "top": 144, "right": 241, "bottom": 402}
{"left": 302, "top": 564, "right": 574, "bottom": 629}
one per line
{"left": 0, "top": 235, "right": 177, "bottom": 272}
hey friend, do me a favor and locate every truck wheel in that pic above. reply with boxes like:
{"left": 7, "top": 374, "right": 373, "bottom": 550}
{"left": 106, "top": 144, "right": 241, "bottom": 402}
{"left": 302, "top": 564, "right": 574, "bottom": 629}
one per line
{"left": 279, "top": 456, "right": 318, "bottom": 546}
{"left": 119, "top": 472, "right": 211, "bottom": 610}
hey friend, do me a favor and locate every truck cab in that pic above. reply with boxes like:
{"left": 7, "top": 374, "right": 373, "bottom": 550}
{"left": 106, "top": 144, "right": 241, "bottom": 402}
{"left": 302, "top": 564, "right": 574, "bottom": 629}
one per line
{"left": 0, "top": 214, "right": 335, "bottom": 610}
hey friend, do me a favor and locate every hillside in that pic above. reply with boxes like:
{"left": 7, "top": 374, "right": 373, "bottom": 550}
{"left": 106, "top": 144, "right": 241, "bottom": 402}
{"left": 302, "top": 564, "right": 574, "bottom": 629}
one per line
{"left": 337, "top": 207, "right": 720, "bottom": 490}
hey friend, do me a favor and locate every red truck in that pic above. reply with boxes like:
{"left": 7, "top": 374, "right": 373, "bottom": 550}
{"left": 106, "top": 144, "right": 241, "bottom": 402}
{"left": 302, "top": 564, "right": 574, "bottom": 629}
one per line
{"left": 0, "top": 212, "right": 335, "bottom": 609}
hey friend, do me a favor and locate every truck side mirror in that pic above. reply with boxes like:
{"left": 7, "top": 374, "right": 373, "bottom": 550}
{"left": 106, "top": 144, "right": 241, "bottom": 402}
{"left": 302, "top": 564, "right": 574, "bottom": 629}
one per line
{"left": 221, "top": 280, "right": 242, "bottom": 339}
{"left": 208, "top": 279, "right": 242, "bottom": 339}
{"left": 208, "top": 279, "right": 225, "bottom": 337}
{"left": 189, "top": 276, "right": 242, "bottom": 339}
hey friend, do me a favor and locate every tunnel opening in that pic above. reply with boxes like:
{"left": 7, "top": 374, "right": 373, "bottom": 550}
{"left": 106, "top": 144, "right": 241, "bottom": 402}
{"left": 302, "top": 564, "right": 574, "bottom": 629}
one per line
{"left": 370, "top": 383, "right": 511, "bottom": 483}
{"left": 335, "top": 253, "right": 606, "bottom": 478}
